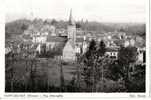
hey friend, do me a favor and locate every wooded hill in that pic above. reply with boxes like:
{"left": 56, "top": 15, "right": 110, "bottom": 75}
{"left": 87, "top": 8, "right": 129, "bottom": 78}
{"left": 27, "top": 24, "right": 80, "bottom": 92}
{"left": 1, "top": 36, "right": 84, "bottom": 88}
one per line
{"left": 5, "top": 18, "right": 145, "bottom": 39}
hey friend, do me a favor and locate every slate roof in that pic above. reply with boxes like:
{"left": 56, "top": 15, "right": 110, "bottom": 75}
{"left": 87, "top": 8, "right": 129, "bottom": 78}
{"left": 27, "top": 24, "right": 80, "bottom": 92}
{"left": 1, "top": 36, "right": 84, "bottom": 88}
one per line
{"left": 22, "top": 35, "right": 32, "bottom": 40}
{"left": 76, "top": 37, "right": 89, "bottom": 43}
{"left": 114, "top": 39, "right": 125, "bottom": 46}
{"left": 46, "top": 36, "right": 67, "bottom": 42}
{"left": 106, "top": 47, "right": 119, "bottom": 52}
{"left": 23, "top": 41, "right": 33, "bottom": 45}
{"left": 76, "top": 37, "right": 84, "bottom": 42}
{"left": 52, "top": 39, "right": 68, "bottom": 55}
{"left": 46, "top": 36, "right": 68, "bottom": 55}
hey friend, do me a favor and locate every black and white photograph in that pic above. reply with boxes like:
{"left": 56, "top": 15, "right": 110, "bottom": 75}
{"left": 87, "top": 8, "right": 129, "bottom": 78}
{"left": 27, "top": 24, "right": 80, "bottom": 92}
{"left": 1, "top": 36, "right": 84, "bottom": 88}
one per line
{"left": 5, "top": 0, "right": 146, "bottom": 93}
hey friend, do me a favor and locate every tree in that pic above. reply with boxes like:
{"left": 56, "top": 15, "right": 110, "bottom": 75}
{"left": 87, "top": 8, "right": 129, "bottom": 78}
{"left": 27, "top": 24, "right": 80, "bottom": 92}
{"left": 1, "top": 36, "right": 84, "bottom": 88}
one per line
{"left": 128, "top": 64, "right": 145, "bottom": 92}
{"left": 81, "top": 39, "right": 97, "bottom": 91}
{"left": 51, "top": 19, "right": 58, "bottom": 25}
{"left": 97, "top": 40, "right": 106, "bottom": 57}
{"left": 21, "top": 24, "right": 28, "bottom": 31}
{"left": 107, "top": 60, "right": 122, "bottom": 81}
{"left": 95, "top": 40, "right": 106, "bottom": 90}
{"left": 76, "top": 22, "right": 81, "bottom": 28}
{"left": 118, "top": 46, "right": 138, "bottom": 91}
{"left": 80, "top": 40, "right": 109, "bottom": 92}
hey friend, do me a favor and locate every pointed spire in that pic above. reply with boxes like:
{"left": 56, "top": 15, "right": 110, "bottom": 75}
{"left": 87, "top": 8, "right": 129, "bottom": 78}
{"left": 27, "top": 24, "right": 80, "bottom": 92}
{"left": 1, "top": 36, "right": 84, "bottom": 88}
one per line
{"left": 69, "top": 9, "right": 75, "bottom": 25}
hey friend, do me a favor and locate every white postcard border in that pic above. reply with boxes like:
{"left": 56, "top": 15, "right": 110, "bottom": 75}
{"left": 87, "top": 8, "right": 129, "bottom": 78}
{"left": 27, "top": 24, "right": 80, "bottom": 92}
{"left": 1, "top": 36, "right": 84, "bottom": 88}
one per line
{"left": 0, "top": 0, "right": 150, "bottom": 99}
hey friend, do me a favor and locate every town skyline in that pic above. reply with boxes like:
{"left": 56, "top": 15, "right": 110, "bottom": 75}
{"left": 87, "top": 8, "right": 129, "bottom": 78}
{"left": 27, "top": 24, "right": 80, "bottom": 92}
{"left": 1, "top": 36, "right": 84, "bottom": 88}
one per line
{"left": 5, "top": 0, "right": 146, "bottom": 23}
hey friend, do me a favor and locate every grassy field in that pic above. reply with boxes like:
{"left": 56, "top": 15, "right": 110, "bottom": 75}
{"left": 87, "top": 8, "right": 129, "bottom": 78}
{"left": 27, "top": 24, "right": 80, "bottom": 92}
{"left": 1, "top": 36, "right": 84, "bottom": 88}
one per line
{"left": 5, "top": 57, "right": 77, "bottom": 92}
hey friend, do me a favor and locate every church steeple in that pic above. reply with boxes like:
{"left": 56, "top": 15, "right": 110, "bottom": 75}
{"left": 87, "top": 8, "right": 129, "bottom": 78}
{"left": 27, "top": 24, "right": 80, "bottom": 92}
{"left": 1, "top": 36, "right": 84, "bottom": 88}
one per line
{"left": 69, "top": 9, "right": 75, "bottom": 25}
{"left": 67, "top": 9, "right": 76, "bottom": 44}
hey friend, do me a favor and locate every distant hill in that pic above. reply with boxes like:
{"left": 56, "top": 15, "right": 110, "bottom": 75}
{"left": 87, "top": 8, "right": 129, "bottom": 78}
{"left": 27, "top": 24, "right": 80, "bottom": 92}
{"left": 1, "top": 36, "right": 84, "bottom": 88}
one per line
{"left": 5, "top": 18, "right": 145, "bottom": 39}
{"left": 5, "top": 19, "right": 32, "bottom": 39}
{"left": 77, "top": 21, "right": 145, "bottom": 35}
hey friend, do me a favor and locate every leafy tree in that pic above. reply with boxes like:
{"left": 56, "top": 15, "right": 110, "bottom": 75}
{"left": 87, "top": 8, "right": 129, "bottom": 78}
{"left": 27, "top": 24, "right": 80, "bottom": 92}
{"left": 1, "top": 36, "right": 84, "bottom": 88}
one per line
{"left": 21, "top": 24, "right": 28, "bottom": 31}
{"left": 97, "top": 40, "right": 106, "bottom": 57}
{"left": 118, "top": 46, "right": 138, "bottom": 91}
{"left": 81, "top": 39, "right": 97, "bottom": 91}
{"left": 5, "top": 19, "right": 31, "bottom": 37}
{"left": 94, "top": 40, "right": 107, "bottom": 90}
{"left": 81, "top": 40, "right": 108, "bottom": 92}
{"left": 106, "top": 60, "right": 122, "bottom": 81}
{"left": 128, "top": 64, "right": 145, "bottom": 92}
{"left": 51, "top": 19, "right": 58, "bottom": 25}
{"left": 118, "top": 46, "right": 137, "bottom": 64}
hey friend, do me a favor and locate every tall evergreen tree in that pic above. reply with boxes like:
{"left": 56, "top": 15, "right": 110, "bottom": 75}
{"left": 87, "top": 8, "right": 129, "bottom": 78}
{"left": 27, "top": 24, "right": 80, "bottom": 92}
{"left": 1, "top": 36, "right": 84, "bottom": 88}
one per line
{"left": 82, "top": 39, "right": 97, "bottom": 91}
{"left": 81, "top": 40, "right": 108, "bottom": 92}
{"left": 118, "top": 46, "right": 138, "bottom": 91}
{"left": 97, "top": 40, "right": 106, "bottom": 57}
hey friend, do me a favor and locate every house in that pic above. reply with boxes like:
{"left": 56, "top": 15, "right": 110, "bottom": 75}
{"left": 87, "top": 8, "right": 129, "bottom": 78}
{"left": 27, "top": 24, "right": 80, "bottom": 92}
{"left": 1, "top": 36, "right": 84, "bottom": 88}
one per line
{"left": 5, "top": 40, "right": 12, "bottom": 55}
{"left": 5, "top": 47, "right": 11, "bottom": 55}
{"left": 36, "top": 44, "right": 41, "bottom": 54}
{"left": 62, "top": 9, "right": 77, "bottom": 62}
{"left": 137, "top": 47, "right": 145, "bottom": 64}
{"left": 63, "top": 39, "right": 76, "bottom": 62}
{"left": 76, "top": 36, "right": 89, "bottom": 54}
{"left": 118, "top": 32, "right": 127, "bottom": 39}
{"left": 46, "top": 36, "right": 67, "bottom": 51}
{"left": 105, "top": 47, "right": 119, "bottom": 59}
{"left": 22, "top": 34, "right": 33, "bottom": 42}
{"left": 76, "top": 37, "right": 84, "bottom": 46}
{"left": 56, "top": 28, "right": 67, "bottom": 37}
{"left": 25, "top": 23, "right": 56, "bottom": 44}
{"left": 41, "top": 25, "right": 56, "bottom": 36}
{"left": 32, "top": 35, "right": 47, "bottom": 43}
{"left": 75, "top": 45, "right": 81, "bottom": 54}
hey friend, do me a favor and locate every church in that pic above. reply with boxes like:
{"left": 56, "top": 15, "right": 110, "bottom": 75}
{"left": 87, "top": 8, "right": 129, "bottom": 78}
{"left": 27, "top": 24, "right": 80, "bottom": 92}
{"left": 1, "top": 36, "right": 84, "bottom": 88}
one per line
{"left": 29, "top": 9, "right": 88, "bottom": 61}
{"left": 62, "top": 9, "right": 77, "bottom": 62}
{"left": 62, "top": 9, "right": 88, "bottom": 62}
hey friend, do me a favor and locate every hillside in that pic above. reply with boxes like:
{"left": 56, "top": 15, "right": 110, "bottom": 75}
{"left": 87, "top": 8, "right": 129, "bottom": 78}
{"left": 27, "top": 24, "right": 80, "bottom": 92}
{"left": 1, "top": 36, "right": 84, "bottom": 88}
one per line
{"left": 5, "top": 18, "right": 146, "bottom": 39}
{"left": 5, "top": 19, "right": 32, "bottom": 39}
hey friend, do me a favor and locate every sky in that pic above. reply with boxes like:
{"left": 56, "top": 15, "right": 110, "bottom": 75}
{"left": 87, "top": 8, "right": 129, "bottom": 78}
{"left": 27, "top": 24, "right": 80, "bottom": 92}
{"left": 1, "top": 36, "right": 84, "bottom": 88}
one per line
{"left": 5, "top": 0, "right": 146, "bottom": 23}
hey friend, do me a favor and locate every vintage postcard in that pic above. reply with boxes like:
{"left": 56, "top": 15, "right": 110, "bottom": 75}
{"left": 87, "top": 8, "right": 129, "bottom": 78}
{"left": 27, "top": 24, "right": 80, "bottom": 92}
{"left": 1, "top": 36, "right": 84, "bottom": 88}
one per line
{"left": 0, "top": 0, "right": 150, "bottom": 99}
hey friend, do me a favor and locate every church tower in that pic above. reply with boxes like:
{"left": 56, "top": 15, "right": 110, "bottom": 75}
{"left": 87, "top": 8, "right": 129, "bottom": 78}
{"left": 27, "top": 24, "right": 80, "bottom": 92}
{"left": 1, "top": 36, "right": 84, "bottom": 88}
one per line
{"left": 67, "top": 9, "right": 76, "bottom": 45}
